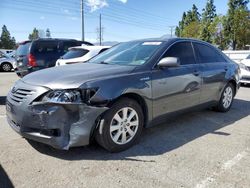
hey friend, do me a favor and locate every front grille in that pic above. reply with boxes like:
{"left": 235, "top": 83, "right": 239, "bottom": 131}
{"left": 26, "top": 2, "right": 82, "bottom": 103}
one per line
{"left": 9, "top": 88, "right": 34, "bottom": 104}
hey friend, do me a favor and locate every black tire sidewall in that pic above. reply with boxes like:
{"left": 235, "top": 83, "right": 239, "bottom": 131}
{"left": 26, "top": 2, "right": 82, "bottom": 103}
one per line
{"left": 1, "top": 63, "right": 12, "bottom": 72}
{"left": 97, "top": 98, "right": 144, "bottom": 152}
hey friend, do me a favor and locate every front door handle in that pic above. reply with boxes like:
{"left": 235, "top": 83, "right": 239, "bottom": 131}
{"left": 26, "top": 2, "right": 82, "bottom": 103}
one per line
{"left": 224, "top": 66, "right": 228, "bottom": 71}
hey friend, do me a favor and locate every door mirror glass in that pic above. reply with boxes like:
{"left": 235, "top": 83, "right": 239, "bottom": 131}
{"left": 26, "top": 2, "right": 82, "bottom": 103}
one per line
{"left": 158, "top": 57, "right": 180, "bottom": 68}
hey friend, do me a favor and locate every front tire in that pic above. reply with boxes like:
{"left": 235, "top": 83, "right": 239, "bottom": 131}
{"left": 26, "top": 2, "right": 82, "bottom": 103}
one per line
{"left": 95, "top": 98, "right": 144, "bottom": 152}
{"left": 216, "top": 83, "right": 235, "bottom": 112}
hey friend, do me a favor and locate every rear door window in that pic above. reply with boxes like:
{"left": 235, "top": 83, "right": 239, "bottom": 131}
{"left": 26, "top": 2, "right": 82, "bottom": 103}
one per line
{"left": 16, "top": 42, "right": 31, "bottom": 56}
{"left": 163, "top": 42, "right": 196, "bottom": 65}
{"left": 62, "top": 41, "right": 78, "bottom": 53}
{"left": 194, "top": 43, "right": 226, "bottom": 63}
{"left": 32, "top": 41, "right": 60, "bottom": 55}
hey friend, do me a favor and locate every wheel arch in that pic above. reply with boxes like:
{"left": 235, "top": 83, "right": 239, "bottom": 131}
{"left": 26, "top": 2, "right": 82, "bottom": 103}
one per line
{"left": 228, "top": 79, "right": 237, "bottom": 96}
{"left": 108, "top": 93, "right": 149, "bottom": 127}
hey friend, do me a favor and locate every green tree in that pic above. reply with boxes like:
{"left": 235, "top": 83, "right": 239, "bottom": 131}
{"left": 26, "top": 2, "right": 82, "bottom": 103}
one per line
{"left": 175, "top": 4, "right": 201, "bottom": 38}
{"left": 223, "top": 0, "right": 250, "bottom": 49}
{"left": 0, "top": 25, "right": 16, "bottom": 49}
{"left": 175, "top": 12, "right": 186, "bottom": 37}
{"left": 199, "top": 0, "right": 217, "bottom": 43}
{"left": 209, "top": 16, "right": 228, "bottom": 49}
{"left": 28, "top": 28, "right": 39, "bottom": 40}
{"left": 182, "top": 21, "right": 201, "bottom": 38}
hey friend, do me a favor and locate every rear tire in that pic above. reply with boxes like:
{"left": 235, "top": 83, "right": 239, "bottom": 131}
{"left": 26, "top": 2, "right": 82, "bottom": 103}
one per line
{"left": 215, "top": 83, "right": 235, "bottom": 112}
{"left": 95, "top": 98, "right": 144, "bottom": 152}
{"left": 1, "top": 62, "right": 12, "bottom": 72}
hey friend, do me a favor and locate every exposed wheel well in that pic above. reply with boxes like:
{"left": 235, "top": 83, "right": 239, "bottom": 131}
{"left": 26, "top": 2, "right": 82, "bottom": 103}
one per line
{"left": 108, "top": 93, "right": 148, "bottom": 127}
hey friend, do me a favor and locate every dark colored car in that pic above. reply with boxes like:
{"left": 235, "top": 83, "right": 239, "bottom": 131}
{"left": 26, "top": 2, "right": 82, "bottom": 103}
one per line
{"left": 6, "top": 38, "right": 240, "bottom": 152}
{"left": 15, "top": 38, "right": 93, "bottom": 77}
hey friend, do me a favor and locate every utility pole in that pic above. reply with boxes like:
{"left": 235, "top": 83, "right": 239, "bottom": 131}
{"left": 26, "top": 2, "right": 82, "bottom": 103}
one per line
{"left": 99, "top": 14, "right": 102, "bottom": 46}
{"left": 81, "top": 0, "right": 85, "bottom": 41}
{"left": 169, "top": 26, "right": 176, "bottom": 38}
{"left": 97, "top": 14, "right": 104, "bottom": 45}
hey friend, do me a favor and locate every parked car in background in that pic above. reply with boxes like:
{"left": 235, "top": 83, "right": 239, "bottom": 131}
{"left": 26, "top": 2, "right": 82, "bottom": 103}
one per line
{"left": 0, "top": 49, "right": 15, "bottom": 56}
{"left": 223, "top": 50, "right": 250, "bottom": 63}
{"left": 15, "top": 38, "right": 93, "bottom": 77}
{"left": 0, "top": 51, "right": 16, "bottom": 72}
{"left": 6, "top": 38, "right": 240, "bottom": 152}
{"left": 56, "top": 45, "right": 110, "bottom": 66}
{"left": 239, "top": 54, "right": 250, "bottom": 85}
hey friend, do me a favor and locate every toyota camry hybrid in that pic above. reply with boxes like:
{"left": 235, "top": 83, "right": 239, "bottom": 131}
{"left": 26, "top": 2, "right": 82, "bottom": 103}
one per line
{"left": 6, "top": 38, "right": 240, "bottom": 152}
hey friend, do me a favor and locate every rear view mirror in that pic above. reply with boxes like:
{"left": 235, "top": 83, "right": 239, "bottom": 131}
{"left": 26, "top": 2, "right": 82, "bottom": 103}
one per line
{"left": 158, "top": 57, "right": 180, "bottom": 68}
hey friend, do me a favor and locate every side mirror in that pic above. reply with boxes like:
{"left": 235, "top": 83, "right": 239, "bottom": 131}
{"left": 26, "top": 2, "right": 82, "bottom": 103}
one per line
{"left": 157, "top": 57, "right": 180, "bottom": 68}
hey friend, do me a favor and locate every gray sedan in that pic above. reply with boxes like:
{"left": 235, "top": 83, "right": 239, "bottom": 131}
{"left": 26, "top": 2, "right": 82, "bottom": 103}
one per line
{"left": 6, "top": 38, "right": 240, "bottom": 152}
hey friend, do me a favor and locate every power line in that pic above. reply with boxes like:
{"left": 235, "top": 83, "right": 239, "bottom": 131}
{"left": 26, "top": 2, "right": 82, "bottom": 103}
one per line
{"left": 102, "top": 15, "right": 166, "bottom": 32}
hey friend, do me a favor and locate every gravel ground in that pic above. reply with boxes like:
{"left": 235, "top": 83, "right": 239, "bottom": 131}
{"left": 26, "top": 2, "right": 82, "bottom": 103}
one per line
{"left": 0, "top": 72, "right": 250, "bottom": 188}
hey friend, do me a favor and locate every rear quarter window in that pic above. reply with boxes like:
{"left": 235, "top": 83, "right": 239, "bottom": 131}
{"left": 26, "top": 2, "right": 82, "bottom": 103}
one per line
{"left": 62, "top": 49, "right": 89, "bottom": 59}
{"left": 194, "top": 43, "right": 226, "bottom": 63}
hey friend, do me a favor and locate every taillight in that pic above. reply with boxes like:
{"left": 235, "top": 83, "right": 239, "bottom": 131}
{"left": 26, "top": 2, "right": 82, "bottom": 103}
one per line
{"left": 28, "top": 54, "right": 37, "bottom": 67}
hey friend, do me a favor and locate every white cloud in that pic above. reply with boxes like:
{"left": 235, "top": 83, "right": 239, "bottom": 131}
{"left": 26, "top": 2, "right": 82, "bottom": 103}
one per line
{"left": 86, "top": 0, "right": 108, "bottom": 12}
{"left": 69, "top": 16, "right": 78, "bottom": 21}
{"left": 85, "top": 0, "right": 128, "bottom": 12}
{"left": 39, "top": 16, "right": 45, "bottom": 20}
{"left": 63, "top": 9, "right": 70, "bottom": 14}
{"left": 117, "top": 0, "right": 127, "bottom": 3}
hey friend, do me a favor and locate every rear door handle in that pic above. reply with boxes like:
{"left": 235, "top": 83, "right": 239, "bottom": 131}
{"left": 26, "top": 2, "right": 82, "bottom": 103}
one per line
{"left": 224, "top": 66, "right": 228, "bottom": 71}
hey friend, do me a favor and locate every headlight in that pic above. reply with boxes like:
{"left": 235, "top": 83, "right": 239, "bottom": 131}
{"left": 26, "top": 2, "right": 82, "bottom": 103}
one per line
{"left": 42, "top": 90, "right": 82, "bottom": 103}
{"left": 41, "top": 88, "right": 98, "bottom": 104}
{"left": 239, "top": 63, "right": 248, "bottom": 70}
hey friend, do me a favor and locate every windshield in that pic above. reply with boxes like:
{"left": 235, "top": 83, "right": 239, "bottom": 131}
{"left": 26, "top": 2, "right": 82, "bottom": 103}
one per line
{"left": 16, "top": 42, "right": 31, "bottom": 56}
{"left": 62, "top": 48, "right": 89, "bottom": 59}
{"left": 88, "top": 41, "right": 162, "bottom": 66}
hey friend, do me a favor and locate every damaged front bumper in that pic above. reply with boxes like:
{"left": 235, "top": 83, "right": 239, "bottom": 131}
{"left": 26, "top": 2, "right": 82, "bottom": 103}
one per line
{"left": 6, "top": 81, "right": 108, "bottom": 150}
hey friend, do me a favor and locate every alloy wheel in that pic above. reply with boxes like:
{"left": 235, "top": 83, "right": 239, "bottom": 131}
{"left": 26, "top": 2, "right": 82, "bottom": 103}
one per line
{"left": 110, "top": 107, "right": 139, "bottom": 145}
{"left": 222, "top": 86, "right": 233, "bottom": 109}
{"left": 2, "top": 63, "right": 12, "bottom": 72}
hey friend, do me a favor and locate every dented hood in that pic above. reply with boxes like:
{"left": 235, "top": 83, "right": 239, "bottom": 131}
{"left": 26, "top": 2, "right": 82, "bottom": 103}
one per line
{"left": 22, "top": 63, "right": 135, "bottom": 89}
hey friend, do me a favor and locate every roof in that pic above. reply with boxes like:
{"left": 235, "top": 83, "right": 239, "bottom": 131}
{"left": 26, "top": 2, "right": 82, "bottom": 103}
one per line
{"left": 69, "top": 46, "right": 111, "bottom": 50}
{"left": 18, "top": 38, "right": 93, "bottom": 45}
{"left": 130, "top": 37, "right": 208, "bottom": 43}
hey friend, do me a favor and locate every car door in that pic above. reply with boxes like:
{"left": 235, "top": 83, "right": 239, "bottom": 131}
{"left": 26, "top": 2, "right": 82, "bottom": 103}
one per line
{"left": 193, "top": 42, "right": 228, "bottom": 103}
{"left": 152, "top": 41, "right": 202, "bottom": 118}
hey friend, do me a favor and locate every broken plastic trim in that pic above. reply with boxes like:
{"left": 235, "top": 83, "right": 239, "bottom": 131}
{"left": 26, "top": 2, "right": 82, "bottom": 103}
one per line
{"left": 27, "top": 101, "right": 108, "bottom": 149}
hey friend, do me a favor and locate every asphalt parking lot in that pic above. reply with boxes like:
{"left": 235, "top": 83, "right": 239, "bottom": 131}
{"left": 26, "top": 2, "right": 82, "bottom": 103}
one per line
{"left": 0, "top": 72, "right": 250, "bottom": 188}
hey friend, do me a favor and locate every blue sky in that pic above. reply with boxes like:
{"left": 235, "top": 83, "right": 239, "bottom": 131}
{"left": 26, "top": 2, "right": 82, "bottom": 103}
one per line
{"left": 0, "top": 0, "right": 249, "bottom": 43}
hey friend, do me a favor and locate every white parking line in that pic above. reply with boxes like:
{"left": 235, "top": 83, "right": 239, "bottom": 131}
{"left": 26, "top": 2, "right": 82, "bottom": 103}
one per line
{"left": 195, "top": 150, "right": 249, "bottom": 188}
